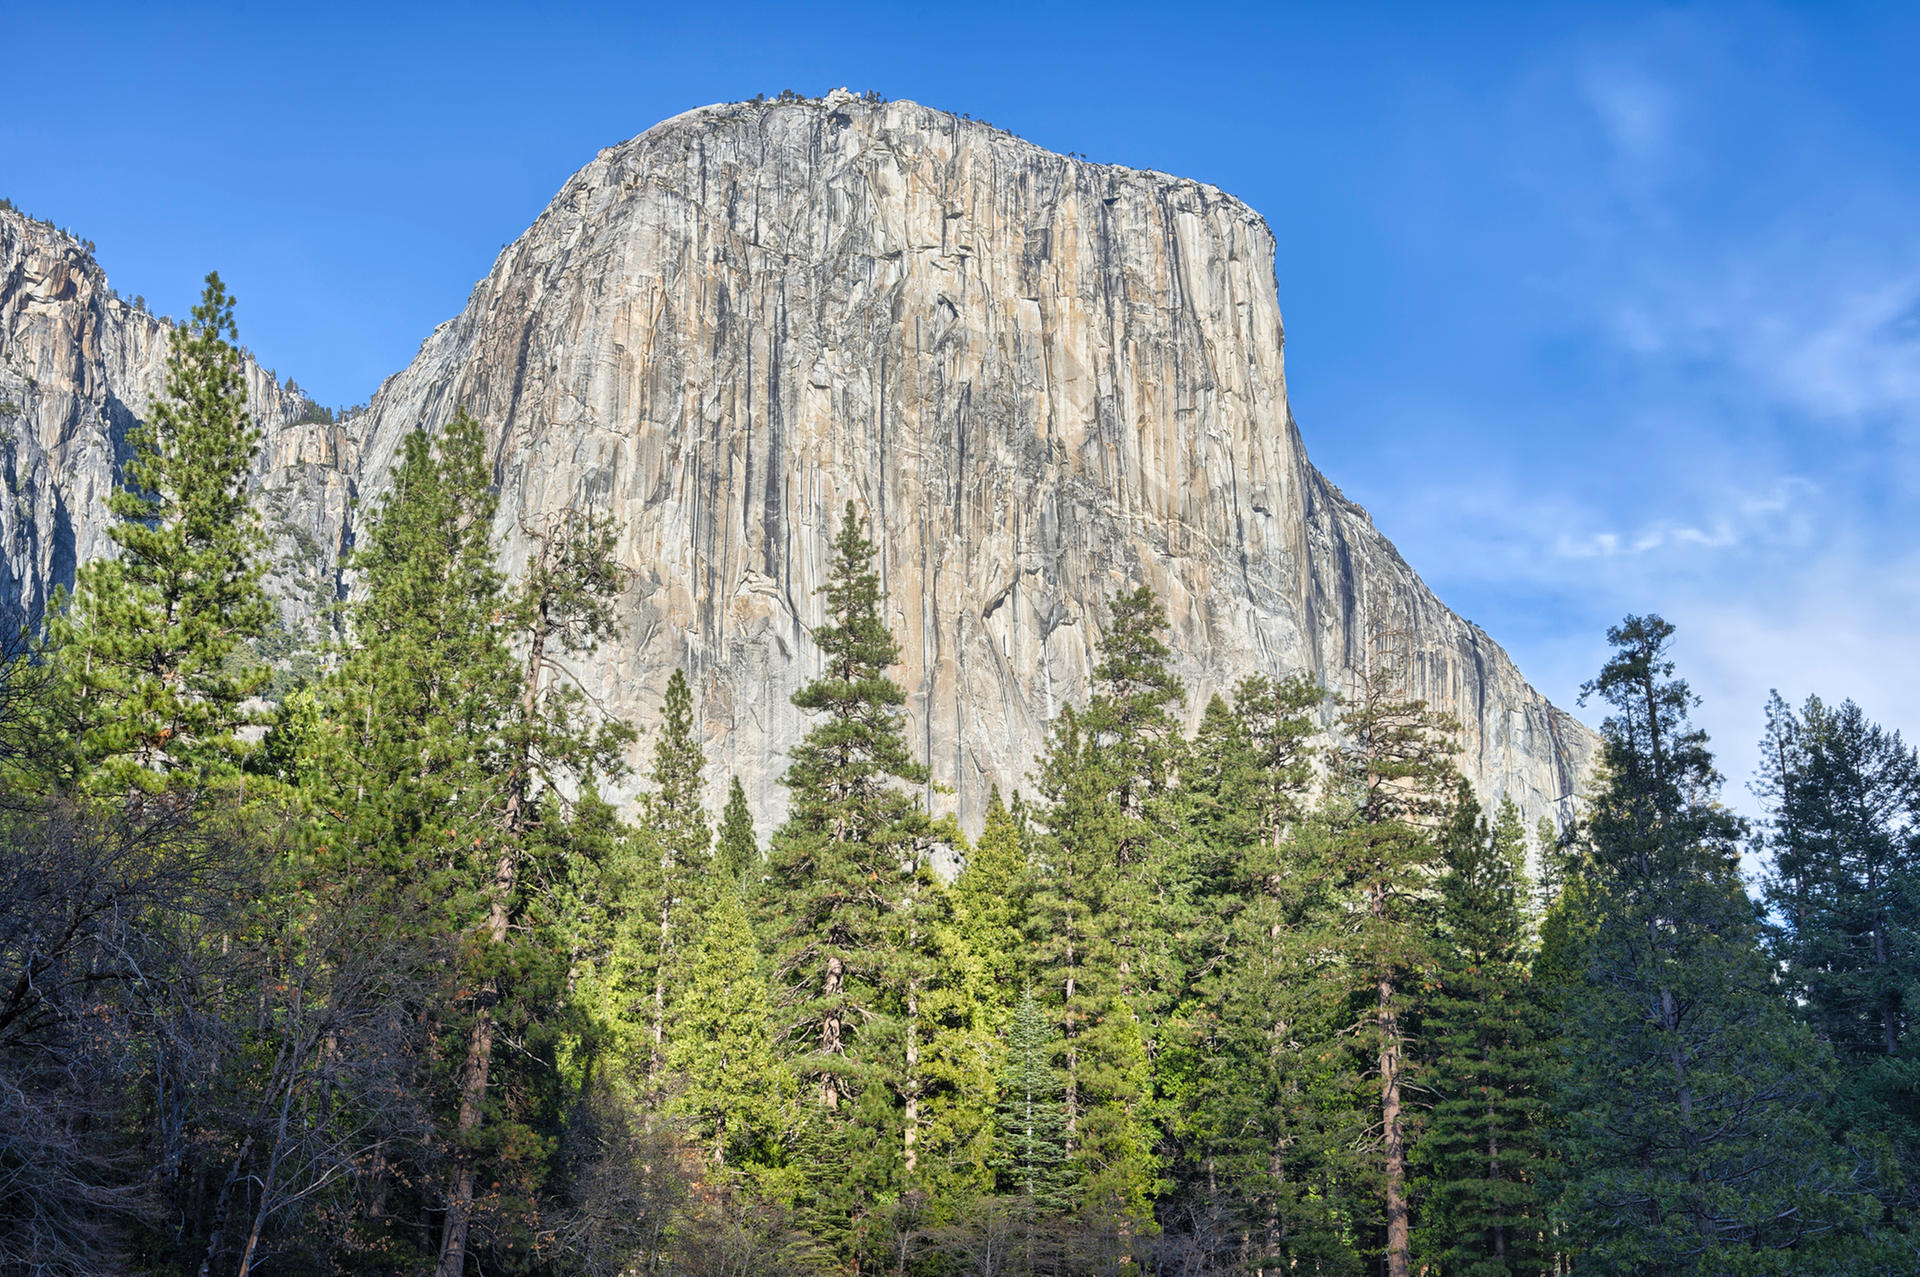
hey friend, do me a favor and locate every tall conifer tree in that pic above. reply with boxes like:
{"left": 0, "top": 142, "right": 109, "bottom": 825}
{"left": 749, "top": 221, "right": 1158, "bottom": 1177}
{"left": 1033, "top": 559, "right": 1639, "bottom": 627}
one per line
{"left": 641, "top": 667, "right": 711, "bottom": 1100}
{"left": 1758, "top": 693, "right": 1920, "bottom": 1218}
{"left": 668, "top": 883, "right": 791, "bottom": 1168}
{"left": 997, "top": 989, "right": 1072, "bottom": 1210}
{"left": 955, "top": 786, "right": 1031, "bottom": 1030}
{"left": 438, "top": 502, "right": 631, "bottom": 1277}
{"left": 761, "top": 502, "right": 946, "bottom": 1255}
{"left": 1323, "top": 660, "right": 1460, "bottom": 1277}
{"left": 301, "top": 417, "right": 631, "bottom": 1277}
{"left": 47, "top": 272, "right": 269, "bottom": 791}
{"left": 765, "top": 502, "right": 931, "bottom": 1109}
{"left": 717, "top": 774, "right": 759, "bottom": 885}
{"left": 1414, "top": 791, "right": 1551, "bottom": 1275}
{"left": 1552, "top": 616, "right": 1877, "bottom": 1274}
{"left": 1176, "top": 673, "right": 1353, "bottom": 1271}
{"left": 1027, "top": 587, "right": 1184, "bottom": 1224}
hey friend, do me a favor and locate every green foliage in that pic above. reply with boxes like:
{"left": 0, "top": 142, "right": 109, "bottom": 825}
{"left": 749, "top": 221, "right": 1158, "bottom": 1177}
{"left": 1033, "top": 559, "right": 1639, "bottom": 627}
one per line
{"left": 668, "top": 884, "right": 793, "bottom": 1168}
{"left": 718, "top": 772, "right": 759, "bottom": 885}
{"left": 764, "top": 502, "right": 934, "bottom": 1107}
{"left": 1317, "top": 662, "right": 1461, "bottom": 1275}
{"left": 1551, "top": 615, "right": 1879, "bottom": 1274}
{"left": 1027, "top": 587, "right": 1188, "bottom": 1226}
{"left": 43, "top": 271, "right": 270, "bottom": 791}
{"left": 996, "top": 988, "right": 1072, "bottom": 1208}
{"left": 290, "top": 412, "right": 637, "bottom": 1276}
{"left": 954, "top": 786, "right": 1031, "bottom": 1028}
{"left": 14, "top": 421, "right": 1914, "bottom": 1277}
{"left": 635, "top": 667, "right": 711, "bottom": 1101}
{"left": 645, "top": 669, "right": 710, "bottom": 873}
{"left": 1168, "top": 672, "right": 1360, "bottom": 1271}
{"left": 759, "top": 502, "right": 957, "bottom": 1257}
{"left": 1759, "top": 692, "right": 1920, "bottom": 1219}
{"left": 302, "top": 412, "right": 514, "bottom": 875}
{"left": 888, "top": 867, "right": 996, "bottom": 1201}
{"left": 1414, "top": 792, "right": 1552, "bottom": 1276}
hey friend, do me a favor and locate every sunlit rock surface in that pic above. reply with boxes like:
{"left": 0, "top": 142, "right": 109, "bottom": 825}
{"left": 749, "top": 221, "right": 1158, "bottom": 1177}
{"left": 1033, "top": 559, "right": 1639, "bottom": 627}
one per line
{"left": 0, "top": 92, "right": 1595, "bottom": 838}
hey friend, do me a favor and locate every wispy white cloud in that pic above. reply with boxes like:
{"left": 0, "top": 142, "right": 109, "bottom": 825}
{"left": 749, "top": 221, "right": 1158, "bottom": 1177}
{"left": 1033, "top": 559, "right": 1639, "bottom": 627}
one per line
{"left": 1682, "top": 549, "right": 1920, "bottom": 816}
{"left": 1604, "top": 265, "right": 1920, "bottom": 439}
{"left": 1300, "top": 9, "right": 1918, "bottom": 841}
{"left": 1582, "top": 65, "right": 1674, "bottom": 177}
{"left": 1550, "top": 479, "right": 1815, "bottom": 562}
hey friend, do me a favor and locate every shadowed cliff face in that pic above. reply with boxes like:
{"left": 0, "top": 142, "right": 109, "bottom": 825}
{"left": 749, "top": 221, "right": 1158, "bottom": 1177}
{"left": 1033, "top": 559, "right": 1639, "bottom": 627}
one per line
{"left": 0, "top": 92, "right": 1595, "bottom": 839}
{"left": 0, "top": 211, "right": 356, "bottom": 634}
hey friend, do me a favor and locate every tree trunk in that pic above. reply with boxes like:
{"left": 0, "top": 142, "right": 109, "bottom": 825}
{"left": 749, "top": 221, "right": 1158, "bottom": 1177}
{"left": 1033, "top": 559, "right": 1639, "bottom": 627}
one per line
{"left": 437, "top": 922, "right": 502, "bottom": 1277}
{"left": 236, "top": 1103, "right": 292, "bottom": 1276}
{"left": 821, "top": 953, "right": 845, "bottom": 1109}
{"left": 904, "top": 980, "right": 920, "bottom": 1175}
{"left": 1063, "top": 935, "right": 1079, "bottom": 1150}
{"left": 195, "top": 1136, "right": 252, "bottom": 1277}
{"left": 648, "top": 886, "right": 673, "bottom": 1104}
{"left": 1375, "top": 874, "right": 1409, "bottom": 1277}
{"left": 438, "top": 610, "right": 545, "bottom": 1277}
{"left": 1380, "top": 964, "right": 1409, "bottom": 1277}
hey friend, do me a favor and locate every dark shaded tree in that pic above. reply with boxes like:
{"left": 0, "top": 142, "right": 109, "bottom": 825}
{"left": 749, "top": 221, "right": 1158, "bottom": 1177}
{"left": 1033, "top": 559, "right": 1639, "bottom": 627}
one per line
{"left": 1413, "top": 791, "right": 1551, "bottom": 1276}
{"left": 1551, "top": 616, "right": 1879, "bottom": 1274}
{"left": 1759, "top": 692, "right": 1920, "bottom": 1217}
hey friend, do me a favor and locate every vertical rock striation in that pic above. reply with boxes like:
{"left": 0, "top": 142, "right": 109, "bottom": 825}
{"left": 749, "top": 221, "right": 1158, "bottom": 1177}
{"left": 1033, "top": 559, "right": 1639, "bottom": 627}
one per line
{"left": 0, "top": 92, "right": 1594, "bottom": 838}
{"left": 0, "top": 209, "right": 357, "bottom": 635}
{"left": 349, "top": 92, "right": 1593, "bottom": 834}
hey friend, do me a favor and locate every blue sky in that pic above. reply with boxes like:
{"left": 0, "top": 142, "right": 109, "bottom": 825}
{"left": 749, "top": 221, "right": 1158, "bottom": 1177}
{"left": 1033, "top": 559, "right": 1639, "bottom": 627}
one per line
{"left": 4, "top": 1, "right": 1915, "bottom": 810}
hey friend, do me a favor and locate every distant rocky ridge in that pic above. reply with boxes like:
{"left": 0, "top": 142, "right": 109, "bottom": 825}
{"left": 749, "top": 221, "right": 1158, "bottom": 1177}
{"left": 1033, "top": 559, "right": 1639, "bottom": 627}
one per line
{"left": 0, "top": 207, "right": 355, "bottom": 639}
{"left": 0, "top": 91, "right": 1595, "bottom": 838}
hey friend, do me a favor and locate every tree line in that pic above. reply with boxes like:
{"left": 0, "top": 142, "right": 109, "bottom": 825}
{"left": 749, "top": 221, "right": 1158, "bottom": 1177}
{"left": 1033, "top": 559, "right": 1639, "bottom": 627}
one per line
{"left": 1, "top": 276, "right": 1914, "bottom": 1275}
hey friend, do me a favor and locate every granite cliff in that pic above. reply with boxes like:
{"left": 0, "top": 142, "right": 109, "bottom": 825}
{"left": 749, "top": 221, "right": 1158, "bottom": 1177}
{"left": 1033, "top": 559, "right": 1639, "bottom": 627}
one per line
{"left": 0, "top": 92, "right": 1594, "bottom": 836}
{"left": 0, "top": 209, "right": 355, "bottom": 638}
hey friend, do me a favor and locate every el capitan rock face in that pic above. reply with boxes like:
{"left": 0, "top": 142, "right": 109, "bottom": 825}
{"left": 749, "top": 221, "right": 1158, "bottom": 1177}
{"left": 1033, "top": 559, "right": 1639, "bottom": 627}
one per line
{"left": 0, "top": 92, "right": 1594, "bottom": 837}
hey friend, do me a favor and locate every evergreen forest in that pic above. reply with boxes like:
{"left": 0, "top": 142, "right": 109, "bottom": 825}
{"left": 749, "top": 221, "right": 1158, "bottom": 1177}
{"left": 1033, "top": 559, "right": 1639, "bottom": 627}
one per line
{"left": 3, "top": 277, "right": 1915, "bottom": 1277}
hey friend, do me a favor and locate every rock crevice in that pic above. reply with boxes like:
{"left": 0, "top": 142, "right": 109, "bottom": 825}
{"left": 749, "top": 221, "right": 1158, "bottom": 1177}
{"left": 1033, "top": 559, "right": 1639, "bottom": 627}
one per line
{"left": 0, "top": 93, "right": 1594, "bottom": 836}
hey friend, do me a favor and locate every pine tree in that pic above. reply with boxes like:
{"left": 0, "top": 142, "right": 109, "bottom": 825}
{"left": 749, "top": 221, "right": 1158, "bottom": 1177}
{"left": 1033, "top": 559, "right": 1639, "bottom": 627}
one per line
{"left": 1182, "top": 691, "right": 1261, "bottom": 860}
{"left": 1552, "top": 616, "right": 1878, "bottom": 1274}
{"left": 668, "top": 883, "right": 791, "bottom": 1168}
{"left": 1237, "top": 672, "right": 1327, "bottom": 848}
{"left": 1083, "top": 585, "right": 1184, "bottom": 833}
{"left": 889, "top": 866, "right": 996, "bottom": 1197}
{"left": 641, "top": 667, "right": 711, "bottom": 1102}
{"left": 46, "top": 272, "right": 270, "bottom": 792}
{"left": 997, "top": 989, "right": 1072, "bottom": 1210}
{"left": 299, "top": 417, "right": 632, "bottom": 1277}
{"left": 764, "top": 502, "right": 931, "bottom": 1110}
{"left": 1758, "top": 693, "right": 1920, "bottom": 1216}
{"left": 717, "top": 774, "right": 759, "bottom": 885}
{"left": 437, "top": 501, "right": 632, "bottom": 1277}
{"left": 1414, "top": 791, "right": 1551, "bottom": 1276}
{"left": 300, "top": 414, "right": 515, "bottom": 1271}
{"left": 955, "top": 786, "right": 1031, "bottom": 1030}
{"left": 551, "top": 783, "right": 645, "bottom": 1089}
{"left": 306, "top": 413, "right": 514, "bottom": 892}
{"left": 1323, "top": 659, "right": 1460, "bottom": 1277}
{"left": 760, "top": 502, "right": 945, "bottom": 1255}
{"left": 1027, "top": 705, "right": 1111, "bottom": 1172}
{"left": 1176, "top": 672, "right": 1355, "bottom": 1272}
{"left": 1025, "top": 587, "right": 1186, "bottom": 1225}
